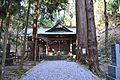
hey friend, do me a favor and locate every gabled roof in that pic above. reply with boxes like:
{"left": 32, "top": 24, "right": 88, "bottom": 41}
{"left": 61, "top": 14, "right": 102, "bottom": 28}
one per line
{"left": 46, "top": 21, "right": 72, "bottom": 32}
{"left": 19, "top": 21, "right": 76, "bottom": 36}
{"left": 19, "top": 27, "right": 76, "bottom": 37}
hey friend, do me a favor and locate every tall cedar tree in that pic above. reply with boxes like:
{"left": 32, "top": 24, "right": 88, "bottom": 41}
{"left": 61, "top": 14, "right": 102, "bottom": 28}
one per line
{"left": 20, "top": 0, "right": 31, "bottom": 69}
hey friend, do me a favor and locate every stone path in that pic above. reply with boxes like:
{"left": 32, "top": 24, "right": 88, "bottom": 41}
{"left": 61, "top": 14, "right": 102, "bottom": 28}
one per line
{"left": 20, "top": 60, "right": 99, "bottom": 80}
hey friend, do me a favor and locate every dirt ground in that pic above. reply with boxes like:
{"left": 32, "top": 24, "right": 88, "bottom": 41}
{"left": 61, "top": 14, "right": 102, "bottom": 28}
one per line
{"left": 3, "top": 61, "right": 40, "bottom": 80}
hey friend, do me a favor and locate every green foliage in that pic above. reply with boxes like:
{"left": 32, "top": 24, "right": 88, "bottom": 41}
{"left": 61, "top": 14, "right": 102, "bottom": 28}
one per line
{"left": 40, "top": 0, "right": 68, "bottom": 20}
{"left": 64, "top": 17, "right": 72, "bottom": 26}
{"left": 107, "top": 0, "right": 120, "bottom": 23}
{"left": 0, "top": 0, "right": 23, "bottom": 19}
{"left": 41, "top": 19, "right": 56, "bottom": 27}
{"left": 0, "top": 43, "right": 3, "bottom": 50}
{"left": 95, "top": 0, "right": 120, "bottom": 56}
{"left": 107, "top": 0, "right": 118, "bottom": 15}
{"left": 0, "top": 2, "right": 7, "bottom": 19}
{"left": 13, "top": 69, "right": 28, "bottom": 78}
{"left": 94, "top": 0, "right": 120, "bottom": 29}
{"left": 9, "top": 35, "right": 16, "bottom": 43}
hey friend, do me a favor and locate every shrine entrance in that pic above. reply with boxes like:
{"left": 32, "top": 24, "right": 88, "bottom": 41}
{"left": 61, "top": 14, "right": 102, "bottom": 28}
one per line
{"left": 37, "top": 21, "right": 76, "bottom": 56}
{"left": 48, "top": 40, "right": 70, "bottom": 55}
{"left": 44, "top": 37, "right": 76, "bottom": 56}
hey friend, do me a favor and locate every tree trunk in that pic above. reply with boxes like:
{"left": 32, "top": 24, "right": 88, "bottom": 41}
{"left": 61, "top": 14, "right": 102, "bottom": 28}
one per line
{"left": 104, "top": 0, "right": 109, "bottom": 58}
{"left": 0, "top": 16, "right": 3, "bottom": 80}
{"left": 118, "top": 0, "right": 120, "bottom": 11}
{"left": 76, "top": 0, "right": 81, "bottom": 62}
{"left": 0, "top": 17, "right": 4, "bottom": 39}
{"left": 85, "top": 0, "right": 104, "bottom": 76}
{"left": 20, "top": 0, "right": 31, "bottom": 69}
{"left": 75, "top": 0, "right": 104, "bottom": 76}
{"left": 15, "top": 22, "right": 19, "bottom": 61}
{"left": 1, "top": 5, "right": 11, "bottom": 79}
{"left": 2, "top": 2, "right": 11, "bottom": 67}
{"left": 76, "top": 0, "right": 88, "bottom": 63}
{"left": 31, "top": 18, "right": 37, "bottom": 61}
{"left": 31, "top": 0, "right": 39, "bottom": 61}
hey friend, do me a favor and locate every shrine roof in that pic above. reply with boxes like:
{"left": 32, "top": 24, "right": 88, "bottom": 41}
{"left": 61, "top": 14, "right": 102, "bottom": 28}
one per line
{"left": 19, "top": 27, "right": 76, "bottom": 36}
{"left": 19, "top": 20, "right": 76, "bottom": 36}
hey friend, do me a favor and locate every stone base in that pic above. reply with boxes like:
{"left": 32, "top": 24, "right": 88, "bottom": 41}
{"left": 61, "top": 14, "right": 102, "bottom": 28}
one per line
{"left": 111, "top": 44, "right": 120, "bottom": 66}
{"left": 108, "top": 65, "right": 120, "bottom": 79}
{"left": 106, "top": 75, "right": 120, "bottom": 80}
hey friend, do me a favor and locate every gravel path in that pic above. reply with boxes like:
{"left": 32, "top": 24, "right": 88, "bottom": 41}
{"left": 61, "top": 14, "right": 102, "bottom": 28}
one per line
{"left": 20, "top": 60, "right": 99, "bottom": 80}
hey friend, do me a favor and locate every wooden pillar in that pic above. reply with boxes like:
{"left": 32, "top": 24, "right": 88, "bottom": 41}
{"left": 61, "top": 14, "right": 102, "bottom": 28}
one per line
{"left": 46, "top": 42, "right": 48, "bottom": 55}
{"left": 58, "top": 40, "right": 60, "bottom": 51}
{"left": 70, "top": 40, "right": 72, "bottom": 53}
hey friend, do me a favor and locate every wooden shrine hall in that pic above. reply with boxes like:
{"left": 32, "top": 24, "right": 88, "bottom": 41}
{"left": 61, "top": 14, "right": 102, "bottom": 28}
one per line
{"left": 19, "top": 21, "right": 76, "bottom": 60}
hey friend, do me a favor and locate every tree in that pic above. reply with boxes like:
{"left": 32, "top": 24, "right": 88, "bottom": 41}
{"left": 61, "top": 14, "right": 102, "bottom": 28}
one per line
{"left": 86, "top": 0, "right": 100, "bottom": 74}
{"left": 2, "top": 0, "right": 12, "bottom": 67}
{"left": 0, "top": 5, "right": 6, "bottom": 39}
{"left": 114, "top": 0, "right": 120, "bottom": 11}
{"left": 2, "top": 0, "right": 22, "bottom": 67}
{"left": 95, "top": 0, "right": 120, "bottom": 57}
{"left": 104, "top": 0, "right": 109, "bottom": 58}
{"left": 76, "top": 0, "right": 104, "bottom": 76}
{"left": 0, "top": 1, "right": 7, "bottom": 52}
{"left": 15, "top": 20, "right": 20, "bottom": 61}
{"left": 0, "top": 1, "right": 7, "bottom": 79}
{"left": 40, "top": 0, "right": 68, "bottom": 23}
{"left": 20, "top": 0, "right": 31, "bottom": 69}
{"left": 76, "top": 0, "right": 88, "bottom": 63}
{"left": 30, "top": 0, "right": 39, "bottom": 61}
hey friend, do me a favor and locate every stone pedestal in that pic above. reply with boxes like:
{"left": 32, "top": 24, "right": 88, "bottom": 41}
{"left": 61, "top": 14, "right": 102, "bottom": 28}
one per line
{"left": 107, "top": 65, "right": 120, "bottom": 79}
{"left": 107, "top": 75, "right": 116, "bottom": 80}
{"left": 107, "top": 44, "right": 120, "bottom": 80}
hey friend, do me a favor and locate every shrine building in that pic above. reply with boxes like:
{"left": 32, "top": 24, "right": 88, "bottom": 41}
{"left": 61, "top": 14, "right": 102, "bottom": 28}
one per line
{"left": 19, "top": 21, "right": 76, "bottom": 57}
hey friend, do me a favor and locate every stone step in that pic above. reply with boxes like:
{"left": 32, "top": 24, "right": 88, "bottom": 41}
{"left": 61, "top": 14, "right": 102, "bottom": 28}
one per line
{"left": 45, "top": 55, "right": 68, "bottom": 60}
